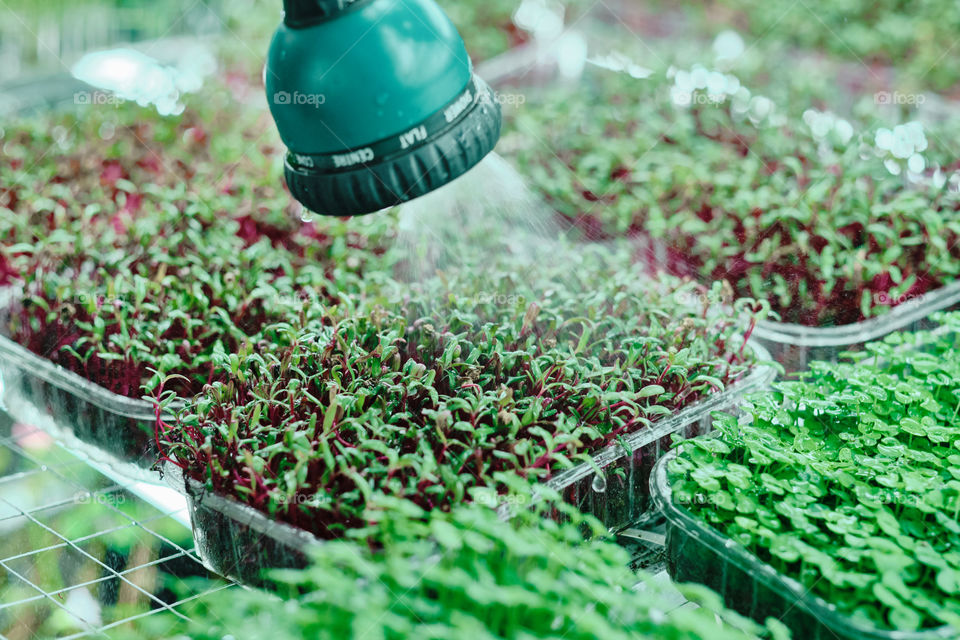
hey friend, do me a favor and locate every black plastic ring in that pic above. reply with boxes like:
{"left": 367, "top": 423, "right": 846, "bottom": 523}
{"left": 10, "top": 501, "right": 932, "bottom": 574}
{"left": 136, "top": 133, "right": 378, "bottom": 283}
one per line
{"left": 286, "top": 75, "right": 490, "bottom": 173}
{"left": 284, "top": 74, "right": 502, "bottom": 216}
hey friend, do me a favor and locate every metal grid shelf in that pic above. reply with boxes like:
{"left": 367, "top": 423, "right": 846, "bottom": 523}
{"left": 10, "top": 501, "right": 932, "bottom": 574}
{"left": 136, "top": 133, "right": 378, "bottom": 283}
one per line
{"left": 0, "top": 411, "right": 235, "bottom": 639}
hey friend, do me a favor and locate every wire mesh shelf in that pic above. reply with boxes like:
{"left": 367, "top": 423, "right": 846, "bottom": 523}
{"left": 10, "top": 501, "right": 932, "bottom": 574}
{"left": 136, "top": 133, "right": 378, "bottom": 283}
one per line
{"left": 0, "top": 410, "right": 236, "bottom": 639}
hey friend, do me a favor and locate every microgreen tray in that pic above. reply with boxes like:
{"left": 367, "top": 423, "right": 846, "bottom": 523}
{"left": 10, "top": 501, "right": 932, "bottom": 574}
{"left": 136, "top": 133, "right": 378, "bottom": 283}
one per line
{"left": 163, "top": 464, "right": 317, "bottom": 587}
{"left": 651, "top": 451, "right": 957, "bottom": 640}
{"left": 547, "top": 340, "right": 775, "bottom": 532}
{"left": 496, "top": 35, "right": 960, "bottom": 377}
{"left": 166, "top": 342, "right": 775, "bottom": 586}
{"left": 751, "top": 279, "right": 960, "bottom": 373}
{"left": 0, "top": 289, "right": 164, "bottom": 481}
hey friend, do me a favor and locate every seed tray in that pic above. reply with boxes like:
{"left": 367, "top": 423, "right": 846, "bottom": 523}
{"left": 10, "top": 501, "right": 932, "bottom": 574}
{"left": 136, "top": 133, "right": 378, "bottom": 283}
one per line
{"left": 168, "top": 342, "right": 775, "bottom": 586}
{"left": 163, "top": 464, "right": 318, "bottom": 587}
{"left": 751, "top": 279, "right": 960, "bottom": 372}
{"left": 491, "top": 37, "right": 960, "bottom": 376}
{"left": 0, "top": 289, "right": 164, "bottom": 481}
{"left": 651, "top": 451, "right": 957, "bottom": 640}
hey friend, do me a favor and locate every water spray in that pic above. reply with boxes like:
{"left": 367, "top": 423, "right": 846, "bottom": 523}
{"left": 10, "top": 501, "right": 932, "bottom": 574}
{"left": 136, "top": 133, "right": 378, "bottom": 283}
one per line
{"left": 266, "top": 0, "right": 503, "bottom": 217}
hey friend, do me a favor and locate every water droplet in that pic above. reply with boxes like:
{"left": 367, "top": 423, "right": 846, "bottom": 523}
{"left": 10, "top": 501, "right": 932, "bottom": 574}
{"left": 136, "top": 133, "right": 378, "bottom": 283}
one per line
{"left": 875, "top": 128, "right": 894, "bottom": 151}
{"left": 299, "top": 205, "right": 314, "bottom": 222}
{"left": 99, "top": 122, "right": 116, "bottom": 140}
{"left": 908, "top": 153, "right": 925, "bottom": 174}
{"left": 834, "top": 119, "right": 854, "bottom": 146}
{"left": 932, "top": 166, "right": 946, "bottom": 189}
{"left": 591, "top": 473, "right": 607, "bottom": 493}
{"left": 713, "top": 30, "right": 745, "bottom": 61}
{"left": 948, "top": 172, "right": 960, "bottom": 193}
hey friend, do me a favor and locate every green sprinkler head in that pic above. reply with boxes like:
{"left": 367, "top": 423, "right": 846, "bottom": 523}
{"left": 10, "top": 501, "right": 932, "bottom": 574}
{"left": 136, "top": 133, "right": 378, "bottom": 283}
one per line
{"left": 266, "top": 0, "right": 503, "bottom": 217}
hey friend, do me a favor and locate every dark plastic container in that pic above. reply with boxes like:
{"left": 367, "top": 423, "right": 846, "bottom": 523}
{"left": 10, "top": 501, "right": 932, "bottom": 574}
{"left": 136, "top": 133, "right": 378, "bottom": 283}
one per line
{"left": 651, "top": 451, "right": 958, "bottom": 640}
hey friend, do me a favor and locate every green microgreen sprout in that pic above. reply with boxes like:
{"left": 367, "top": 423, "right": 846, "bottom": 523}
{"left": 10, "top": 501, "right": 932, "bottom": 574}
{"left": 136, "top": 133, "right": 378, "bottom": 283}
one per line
{"left": 120, "top": 492, "right": 791, "bottom": 640}
{"left": 669, "top": 310, "right": 960, "bottom": 631}
{"left": 159, "top": 245, "right": 766, "bottom": 539}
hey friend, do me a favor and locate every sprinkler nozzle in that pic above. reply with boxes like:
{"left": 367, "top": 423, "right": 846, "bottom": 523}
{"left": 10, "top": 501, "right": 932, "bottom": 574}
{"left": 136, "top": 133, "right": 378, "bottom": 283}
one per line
{"left": 266, "top": 0, "right": 503, "bottom": 217}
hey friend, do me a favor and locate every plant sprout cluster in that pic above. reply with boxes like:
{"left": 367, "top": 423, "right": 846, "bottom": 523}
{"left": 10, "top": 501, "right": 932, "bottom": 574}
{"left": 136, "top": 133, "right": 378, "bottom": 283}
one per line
{"left": 121, "top": 494, "right": 790, "bottom": 640}
{"left": 159, "top": 245, "right": 765, "bottom": 538}
{"left": 669, "top": 311, "right": 960, "bottom": 631}
{"left": 509, "top": 65, "right": 960, "bottom": 326}
{"left": 2, "top": 76, "right": 395, "bottom": 397}
{"left": 665, "top": 0, "right": 960, "bottom": 92}
{"left": 2, "top": 52, "right": 771, "bottom": 539}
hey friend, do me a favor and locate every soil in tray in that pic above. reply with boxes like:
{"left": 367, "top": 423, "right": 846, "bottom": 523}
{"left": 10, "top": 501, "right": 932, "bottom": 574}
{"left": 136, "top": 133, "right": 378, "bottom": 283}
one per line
{"left": 665, "top": 311, "right": 960, "bottom": 634}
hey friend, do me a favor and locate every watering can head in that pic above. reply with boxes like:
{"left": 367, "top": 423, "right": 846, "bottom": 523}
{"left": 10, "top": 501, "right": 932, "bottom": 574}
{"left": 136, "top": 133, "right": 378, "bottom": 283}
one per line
{"left": 266, "top": 0, "right": 503, "bottom": 216}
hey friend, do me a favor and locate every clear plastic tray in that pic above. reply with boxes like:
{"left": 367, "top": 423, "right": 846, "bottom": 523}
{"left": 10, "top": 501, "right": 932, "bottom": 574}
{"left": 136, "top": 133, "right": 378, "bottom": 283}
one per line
{"left": 651, "top": 450, "right": 957, "bottom": 640}
{"left": 167, "top": 342, "right": 775, "bottom": 586}
{"left": 490, "top": 30, "right": 960, "bottom": 375}
{"left": 163, "top": 464, "right": 318, "bottom": 587}
{"left": 0, "top": 290, "right": 163, "bottom": 481}
{"left": 547, "top": 341, "right": 775, "bottom": 532}
{"left": 752, "top": 279, "right": 960, "bottom": 372}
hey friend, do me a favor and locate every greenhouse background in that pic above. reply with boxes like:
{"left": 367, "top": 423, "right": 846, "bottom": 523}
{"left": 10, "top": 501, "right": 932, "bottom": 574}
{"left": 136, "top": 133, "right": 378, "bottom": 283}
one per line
{"left": 2, "top": 0, "right": 960, "bottom": 638}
